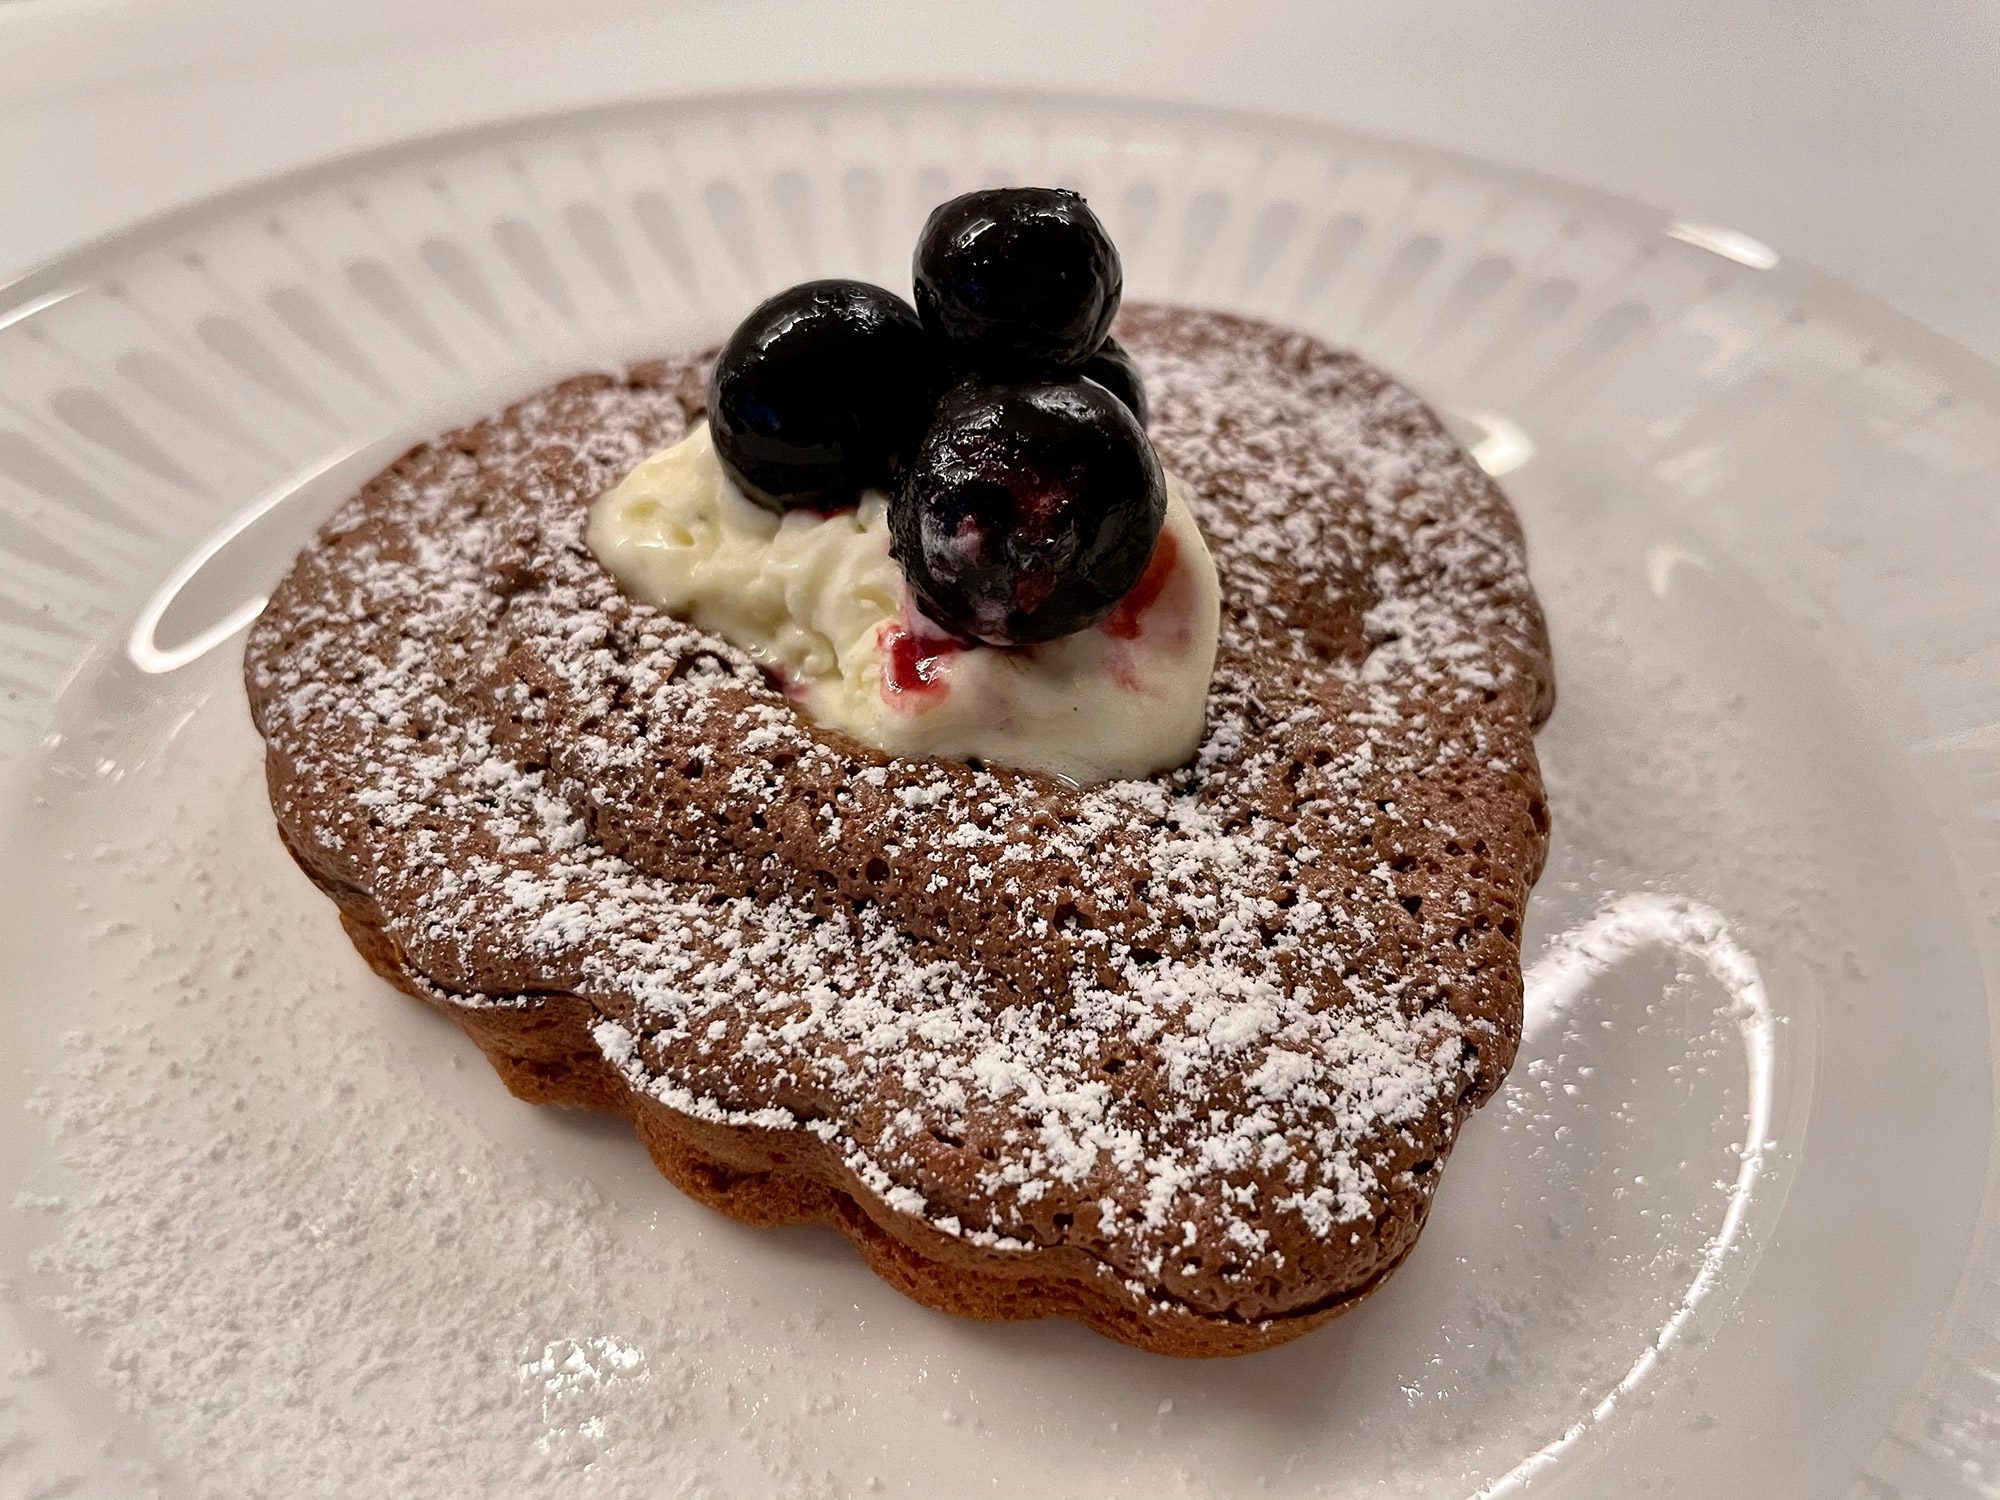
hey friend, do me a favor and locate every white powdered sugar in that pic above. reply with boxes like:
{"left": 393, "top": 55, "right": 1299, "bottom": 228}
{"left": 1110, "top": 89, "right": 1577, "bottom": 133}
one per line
{"left": 11, "top": 791, "right": 932, "bottom": 1499}
{"left": 240, "top": 309, "right": 1552, "bottom": 1320}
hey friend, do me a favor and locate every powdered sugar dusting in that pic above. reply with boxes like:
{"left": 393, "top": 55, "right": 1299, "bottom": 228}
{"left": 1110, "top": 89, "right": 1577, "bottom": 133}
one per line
{"left": 242, "top": 308, "right": 1553, "bottom": 1322}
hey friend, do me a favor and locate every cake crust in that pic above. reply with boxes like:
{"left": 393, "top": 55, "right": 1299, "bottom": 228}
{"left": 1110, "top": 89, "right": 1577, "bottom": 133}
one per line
{"left": 245, "top": 306, "right": 1555, "bottom": 1356}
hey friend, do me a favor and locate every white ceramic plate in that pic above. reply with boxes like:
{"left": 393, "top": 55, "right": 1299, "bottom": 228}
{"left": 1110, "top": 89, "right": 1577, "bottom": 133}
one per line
{"left": 1, "top": 91, "right": 1995, "bottom": 1500}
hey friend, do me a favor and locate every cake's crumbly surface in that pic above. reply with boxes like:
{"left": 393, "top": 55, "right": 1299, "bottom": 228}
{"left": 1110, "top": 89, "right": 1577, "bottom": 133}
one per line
{"left": 245, "top": 306, "right": 1555, "bottom": 1356}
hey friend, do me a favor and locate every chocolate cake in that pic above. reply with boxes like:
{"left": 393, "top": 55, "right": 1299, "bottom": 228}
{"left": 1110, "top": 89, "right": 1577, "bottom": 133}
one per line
{"left": 244, "top": 304, "right": 1554, "bottom": 1357}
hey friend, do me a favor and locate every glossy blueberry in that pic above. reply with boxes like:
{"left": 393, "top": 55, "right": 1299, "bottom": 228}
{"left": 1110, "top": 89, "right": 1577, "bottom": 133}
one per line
{"left": 890, "top": 380, "right": 1166, "bottom": 646}
{"left": 913, "top": 188, "right": 1122, "bottom": 370}
{"left": 706, "top": 279, "right": 934, "bottom": 513}
{"left": 1079, "top": 336, "right": 1148, "bottom": 426}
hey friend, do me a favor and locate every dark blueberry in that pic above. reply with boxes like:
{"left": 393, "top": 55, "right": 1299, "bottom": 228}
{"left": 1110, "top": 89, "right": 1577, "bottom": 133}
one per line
{"left": 913, "top": 188, "right": 1122, "bottom": 370}
{"left": 891, "top": 380, "right": 1165, "bottom": 646}
{"left": 1079, "top": 336, "right": 1147, "bottom": 426}
{"left": 706, "top": 279, "right": 934, "bottom": 513}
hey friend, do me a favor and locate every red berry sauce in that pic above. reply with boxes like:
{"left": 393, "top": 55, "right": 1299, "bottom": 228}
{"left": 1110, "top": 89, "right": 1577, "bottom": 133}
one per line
{"left": 879, "top": 620, "right": 964, "bottom": 702}
{"left": 1101, "top": 529, "right": 1180, "bottom": 641}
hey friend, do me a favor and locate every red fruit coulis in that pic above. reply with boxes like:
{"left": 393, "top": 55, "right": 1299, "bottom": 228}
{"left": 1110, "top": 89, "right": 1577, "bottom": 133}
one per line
{"left": 879, "top": 526, "right": 1185, "bottom": 707}
{"left": 879, "top": 621, "right": 964, "bottom": 702}
{"left": 1102, "top": 529, "right": 1180, "bottom": 640}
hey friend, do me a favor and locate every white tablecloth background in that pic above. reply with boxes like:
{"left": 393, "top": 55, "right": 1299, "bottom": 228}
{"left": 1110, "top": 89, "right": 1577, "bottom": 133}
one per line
{"left": 4, "top": 0, "right": 1998, "bottom": 362}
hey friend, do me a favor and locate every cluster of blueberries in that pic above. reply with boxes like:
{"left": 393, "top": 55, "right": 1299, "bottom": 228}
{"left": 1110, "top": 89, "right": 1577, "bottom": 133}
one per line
{"left": 706, "top": 187, "right": 1167, "bottom": 647}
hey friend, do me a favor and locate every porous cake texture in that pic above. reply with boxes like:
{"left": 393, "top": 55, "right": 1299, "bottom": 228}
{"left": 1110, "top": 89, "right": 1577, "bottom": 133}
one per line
{"left": 245, "top": 307, "right": 1554, "bottom": 1356}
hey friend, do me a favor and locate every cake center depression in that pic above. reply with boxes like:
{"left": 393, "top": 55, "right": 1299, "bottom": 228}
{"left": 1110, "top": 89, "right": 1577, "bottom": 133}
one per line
{"left": 586, "top": 421, "right": 1220, "bottom": 785}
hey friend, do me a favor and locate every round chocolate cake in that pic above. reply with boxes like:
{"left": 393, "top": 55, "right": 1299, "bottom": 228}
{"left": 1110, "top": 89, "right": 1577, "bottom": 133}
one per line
{"left": 244, "top": 305, "right": 1554, "bottom": 1356}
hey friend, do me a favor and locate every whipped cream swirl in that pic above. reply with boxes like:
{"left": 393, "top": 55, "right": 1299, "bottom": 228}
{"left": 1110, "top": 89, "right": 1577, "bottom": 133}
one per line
{"left": 586, "top": 423, "right": 1219, "bottom": 784}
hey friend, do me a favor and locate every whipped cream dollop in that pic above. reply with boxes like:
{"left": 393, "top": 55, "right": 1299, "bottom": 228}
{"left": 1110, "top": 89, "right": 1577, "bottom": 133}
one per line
{"left": 586, "top": 423, "right": 1219, "bottom": 784}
